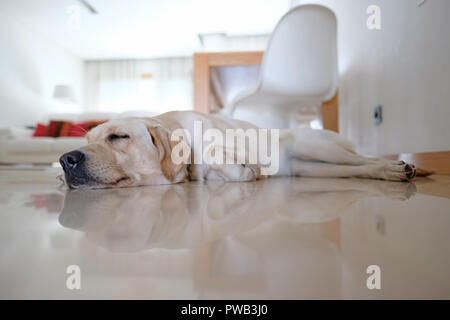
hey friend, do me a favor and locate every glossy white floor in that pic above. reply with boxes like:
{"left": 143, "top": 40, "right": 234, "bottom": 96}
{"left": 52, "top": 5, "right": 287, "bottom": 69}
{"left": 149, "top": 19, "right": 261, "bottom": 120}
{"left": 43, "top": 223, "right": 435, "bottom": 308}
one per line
{"left": 0, "top": 167, "right": 449, "bottom": 299}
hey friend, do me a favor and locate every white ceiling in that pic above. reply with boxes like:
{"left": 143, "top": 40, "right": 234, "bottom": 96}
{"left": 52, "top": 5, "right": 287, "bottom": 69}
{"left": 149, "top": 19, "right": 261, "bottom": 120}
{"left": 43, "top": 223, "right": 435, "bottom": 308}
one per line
{"left": 0, "top": 0, "right": 294, "bottom": 60}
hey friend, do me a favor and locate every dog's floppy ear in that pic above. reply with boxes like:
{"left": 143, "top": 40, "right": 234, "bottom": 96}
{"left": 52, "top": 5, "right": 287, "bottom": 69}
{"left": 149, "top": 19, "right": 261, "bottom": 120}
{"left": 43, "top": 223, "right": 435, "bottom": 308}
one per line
{"left": 146, "top": 123, "right": 186, "bottom": 183}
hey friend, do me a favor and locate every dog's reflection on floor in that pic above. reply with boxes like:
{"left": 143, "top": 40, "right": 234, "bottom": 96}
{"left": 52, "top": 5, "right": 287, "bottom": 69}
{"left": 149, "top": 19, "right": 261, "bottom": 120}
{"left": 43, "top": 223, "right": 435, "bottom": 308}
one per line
{"left": 59, "top": 178, "right": 416, "bottom": 252}
{"left": 59, "top": 178, "right": 415, "bottom": 298}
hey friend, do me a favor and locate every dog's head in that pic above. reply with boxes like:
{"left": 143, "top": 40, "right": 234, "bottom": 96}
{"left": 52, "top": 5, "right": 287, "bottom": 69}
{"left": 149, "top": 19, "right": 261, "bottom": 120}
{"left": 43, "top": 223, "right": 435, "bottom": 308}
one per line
{"left": 59, "top": 118, "right": 186, "bottom": 189}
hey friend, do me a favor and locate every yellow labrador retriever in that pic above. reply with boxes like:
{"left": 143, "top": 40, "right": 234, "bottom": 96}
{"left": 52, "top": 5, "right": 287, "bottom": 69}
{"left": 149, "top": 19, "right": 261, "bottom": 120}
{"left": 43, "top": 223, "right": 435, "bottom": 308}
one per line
{"left": 59, "top": 111, "right": 417, "bottom": 189}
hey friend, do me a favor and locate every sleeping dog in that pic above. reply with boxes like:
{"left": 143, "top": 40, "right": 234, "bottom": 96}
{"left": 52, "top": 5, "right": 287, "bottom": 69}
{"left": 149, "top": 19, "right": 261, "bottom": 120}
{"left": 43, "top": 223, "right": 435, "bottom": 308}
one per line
{"left": 59, "top": 111, "right": 417, "bottom": 189}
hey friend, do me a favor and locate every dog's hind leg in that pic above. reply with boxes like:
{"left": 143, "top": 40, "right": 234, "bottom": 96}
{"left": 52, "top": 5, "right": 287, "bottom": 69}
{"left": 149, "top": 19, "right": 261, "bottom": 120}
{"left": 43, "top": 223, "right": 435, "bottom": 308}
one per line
{"left": 289, "top": 158, "right": 416, "bottom": 181}
{"left": 281, "top": 128, "right": 416, "bottom": 181}
{"left": 285, "top": 128, "right": 373, "bottom": 165}
{"left": 285, "top": 128, "right": 414, "bottom": 170}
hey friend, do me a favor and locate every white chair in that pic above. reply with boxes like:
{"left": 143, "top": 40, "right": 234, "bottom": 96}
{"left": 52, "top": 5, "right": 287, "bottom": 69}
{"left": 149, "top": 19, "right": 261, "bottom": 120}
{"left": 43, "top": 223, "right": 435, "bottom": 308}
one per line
{"left": 222, "top": 4, "right": 338, "bottom": 129}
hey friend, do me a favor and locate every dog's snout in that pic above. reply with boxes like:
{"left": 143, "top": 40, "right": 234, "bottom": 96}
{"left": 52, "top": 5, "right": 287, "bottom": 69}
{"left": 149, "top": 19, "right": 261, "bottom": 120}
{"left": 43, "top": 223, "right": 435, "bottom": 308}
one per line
{"left": 60, "top": 150, "right": 85, "bottom": 171}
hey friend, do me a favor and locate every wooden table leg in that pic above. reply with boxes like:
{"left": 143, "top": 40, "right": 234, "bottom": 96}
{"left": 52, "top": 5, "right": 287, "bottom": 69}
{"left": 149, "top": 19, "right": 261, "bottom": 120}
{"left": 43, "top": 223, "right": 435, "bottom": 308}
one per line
{"left": 322, "top": 92, "right": 339, "bottom": 132}
{"left": 193, "top": 53, "right": 211, "bottom": 114}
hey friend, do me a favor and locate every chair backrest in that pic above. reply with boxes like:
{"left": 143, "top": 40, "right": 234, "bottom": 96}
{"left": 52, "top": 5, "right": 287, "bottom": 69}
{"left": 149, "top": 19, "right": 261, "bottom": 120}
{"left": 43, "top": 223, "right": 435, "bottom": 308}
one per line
{"left": 258, "top": 4, "right": 337, "bottom": 101}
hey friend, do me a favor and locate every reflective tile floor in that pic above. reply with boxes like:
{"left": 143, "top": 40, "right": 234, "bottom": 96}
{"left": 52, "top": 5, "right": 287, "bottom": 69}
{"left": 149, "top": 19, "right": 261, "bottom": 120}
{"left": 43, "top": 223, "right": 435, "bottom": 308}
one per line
{"left": 0, "top": 167, "right": 449, "bottom": 299}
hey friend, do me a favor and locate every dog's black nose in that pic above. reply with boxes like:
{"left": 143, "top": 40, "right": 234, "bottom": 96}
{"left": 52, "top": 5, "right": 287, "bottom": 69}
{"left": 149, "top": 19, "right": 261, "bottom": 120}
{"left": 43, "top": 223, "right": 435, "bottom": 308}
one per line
{"left": 60, "top": 150, "right": 85, "bottom": 171}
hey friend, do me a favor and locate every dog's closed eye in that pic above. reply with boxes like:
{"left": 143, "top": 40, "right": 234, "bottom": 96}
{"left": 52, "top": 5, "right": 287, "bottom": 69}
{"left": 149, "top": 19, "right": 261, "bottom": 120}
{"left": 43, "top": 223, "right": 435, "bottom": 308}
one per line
{"left": 108, "top": 133, "right": 130, "bottom": 142}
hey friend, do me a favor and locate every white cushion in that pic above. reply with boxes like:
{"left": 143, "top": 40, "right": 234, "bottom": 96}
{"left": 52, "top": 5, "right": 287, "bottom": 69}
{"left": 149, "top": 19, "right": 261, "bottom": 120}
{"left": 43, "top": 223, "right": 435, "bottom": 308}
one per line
{"left": 5, "top": 137, "right": 86, "bottom": 153}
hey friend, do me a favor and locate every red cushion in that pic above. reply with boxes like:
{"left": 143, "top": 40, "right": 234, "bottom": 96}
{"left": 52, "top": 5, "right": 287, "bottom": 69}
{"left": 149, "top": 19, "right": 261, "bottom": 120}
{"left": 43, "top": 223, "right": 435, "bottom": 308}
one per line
{"left": 47, "top": 120, "right": 65, "bottom": 137}
{"left": 33, "top": 120, "right": 108, "bottom": 138}
{"left": 59, "top": 121, "right": 73, "bottom": 137}
{"left": 33, "top": 123, "right": 48, "bottom": 137}
{"left": 83, "top": 120, "right": 107, "bottom": 131}
{"left": 68, "top": 123, "right": 87, "bottom": 137}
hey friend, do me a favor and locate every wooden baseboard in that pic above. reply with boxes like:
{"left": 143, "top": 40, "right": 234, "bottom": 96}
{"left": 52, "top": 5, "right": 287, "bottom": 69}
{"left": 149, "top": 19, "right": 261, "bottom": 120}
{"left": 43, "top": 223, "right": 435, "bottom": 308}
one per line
{"left": 384, "top": 151, "right": 450, "bottom": 175}
{"left": 414, "top": 175, "right": 450, "bottom": 199}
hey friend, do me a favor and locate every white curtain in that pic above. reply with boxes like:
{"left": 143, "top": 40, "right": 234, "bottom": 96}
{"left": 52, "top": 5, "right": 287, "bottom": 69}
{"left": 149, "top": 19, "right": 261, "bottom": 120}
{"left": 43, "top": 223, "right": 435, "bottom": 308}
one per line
{"left": 84, "top": 57, "right": 193, "bottom": 114}
{"left": 200, "top": 33, "right": 269, "bottom": 52}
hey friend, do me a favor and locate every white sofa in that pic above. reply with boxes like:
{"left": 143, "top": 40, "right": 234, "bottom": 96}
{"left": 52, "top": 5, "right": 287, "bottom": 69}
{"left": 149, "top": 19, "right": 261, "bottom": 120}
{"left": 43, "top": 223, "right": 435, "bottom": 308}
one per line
{"left": 0, "top": 111, "right": 157, "bottom": 164}
{"left": 0, "top": 133, "right": 86, "bottom": 164}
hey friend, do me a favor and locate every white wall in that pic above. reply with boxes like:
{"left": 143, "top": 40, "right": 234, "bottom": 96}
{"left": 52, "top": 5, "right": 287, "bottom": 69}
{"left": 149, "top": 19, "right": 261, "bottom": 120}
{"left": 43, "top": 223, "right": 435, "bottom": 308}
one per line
{"left": 0, "top": 9, "right": 84, "bottom": 127}
{"left": 301, "top": 0, "right": 450, "bottom": 155}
